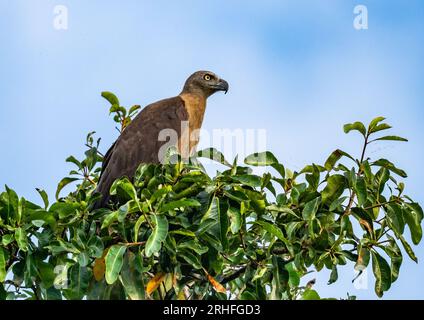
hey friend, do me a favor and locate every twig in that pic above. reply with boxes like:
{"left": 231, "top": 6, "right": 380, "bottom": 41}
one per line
{"left": 122, "top": 241, "right": 146, "bottom": 247}
{"left": 221, "top": 265, "right": 248, "bottom": 284}
{"left": 364, "top": 200, "right": 399, "bottom": 211}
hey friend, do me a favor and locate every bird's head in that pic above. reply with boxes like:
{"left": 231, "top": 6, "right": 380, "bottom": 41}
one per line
{"left": 181, "top": 70, "right": 229, "bottom": 98}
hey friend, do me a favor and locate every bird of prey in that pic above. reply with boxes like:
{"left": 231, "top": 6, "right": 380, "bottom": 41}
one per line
{"left": 94, "top": 70, "right": 229, "bottom": 208}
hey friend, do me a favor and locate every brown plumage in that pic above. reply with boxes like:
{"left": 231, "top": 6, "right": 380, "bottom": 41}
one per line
{"left": 94, "top": 70, "right": 228, "bottom": 208}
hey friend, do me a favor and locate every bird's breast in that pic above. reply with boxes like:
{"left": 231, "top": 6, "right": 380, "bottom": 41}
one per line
{"left": 178, "top": 93, "right": 207, "bottom": 157}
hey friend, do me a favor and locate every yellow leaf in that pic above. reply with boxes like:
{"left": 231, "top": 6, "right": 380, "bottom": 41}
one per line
{"left": 93, "top": 258, "right": 106, "bottom": 281}
{"left": 206, "top": 273, "right": 226, "bottom": 294}
{"left": 146, "top": 272, "right": 166, "bottom": 296}
{"left": 177, "top": 289, "right": 186, "bottom": 300}
{"left": 93, "top": 249, "right": 108, "bottom": 281}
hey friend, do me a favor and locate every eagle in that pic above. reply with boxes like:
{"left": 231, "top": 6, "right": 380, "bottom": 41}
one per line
{"left": 94, "top": 70, "right": 229, "bottom": 208}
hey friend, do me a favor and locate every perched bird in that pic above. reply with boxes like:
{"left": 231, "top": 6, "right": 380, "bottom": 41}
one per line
{"left": 94, "top": 70, "right": 229, "bottom": 208}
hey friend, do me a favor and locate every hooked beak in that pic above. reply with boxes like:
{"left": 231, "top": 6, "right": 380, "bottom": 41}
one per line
{"left": 215, "top": 79, "right": 229, "bottom": 94}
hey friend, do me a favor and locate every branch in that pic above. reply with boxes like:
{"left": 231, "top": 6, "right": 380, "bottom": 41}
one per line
{"left": 221, "top": 265, "right": 248, "bottom": 284}
{"left": 364, "top": 199, "right": 399, "bottom": 211}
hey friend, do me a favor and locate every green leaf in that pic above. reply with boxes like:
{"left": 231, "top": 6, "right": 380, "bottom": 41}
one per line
{"left": 383, "top": 235, "right": 402, "bottom": 283}
{"left": 354, "top": 176, "right": 367, "bottom": 206}
{"left": 375, "top": 168, "right": 390, "bottom": 194}
{"left": 244, "top": 151, "right": 285, "bottom": 177}
{"left": 370, "top": 123, "right": 392, "bottom": 134}
{"left": 117, "top": 202, "right": 130, "bottom": 223}
{"left": 105, "top": 245, "right": 127, "bottom": 284}
{"left": 101, "top": 91, "right": 120, "bottom": 106}
{"left": 255, "top": 220, "right": 292, "bottom": 255}
{"left": 128, "top": 104, "right": 141, "bottom": 116}
{"left": 120, "top": 252, "right": 145, "bottom": 300}
{"left": 325, "top": 150, "right": 343, "bottom": 171}
{"left": 133, "top": 215, "right": 146, "bottom": 243}
{"left": 362, "top": 160, "right": 373, "bottom": 181}
{"left": 87, "top": 236, "right": 104, "bottom": 258}
{"left": 371, "top": 251, "right": 391, "bottom": 297}
{"left": 178, "top": 240, "right": 208, "bottom": 255}
{"left": 145, "top": 215, "right": 169, "bottom": 257}
{"left": 368, "top": 117, "right": 392, "bottom": 134}
{"left": 232, "top": 174, "right": 262, "bottom": 188}
{"left": 4, "top": 185, "right": 18, "bottom": 223}
{"left": 321, "top": 175, "right": 347, "bottom": 205}
{"left": 111, "top": 178, "right": 137, "bottom": 201}
{"left": 385, "top": 203, "right": 404, "bottom": 236}
{"left": 169, "top": 229, "right": 196, "bottom": 237}
{"left": 29, "top": 210, "right": 57, "bottom": 230}
{"left": 285, "top": 262, "right": 300, "bottom": 287}
{"left": 66, "top": 155, "right": 83, "bottom": 169}
{"left": 178, "top": 249, "right": 203, "bottom": 269}
{"left": 228, "top": 206, "right": 242, "bottom": 234}
{"left": 101, "top": 210, "right": 119, "bottom": 229}
{"left": 35, "top": 188, "right": 49, "bottom": 210}
{"left": 65, "top": 264, "right": 91, "bottom": 300}
{"left": 406, "top": 202, "right": 423, "bottom": 221}
{"left": 329, "top": 196, "right": 348, "bottom": 211}
{"left": 328, "top": 265, "right": 338, "bottom": 285}
{"left": 14, "top": 227, "right": 28, "bottom": 252}
{"left": 402, "top": 205, "right": 422, "bottom": 245}
{"left": 302, "top": 197, "right": 320, "bottom": 221}
{"left": 45, "top": 240, "right": 80, "bottom": 255}
{"left": 372, "top": 159, "right": 407, "bottom": 178}
{"left": 36, "top": 260, "right": 56, "bottom": 288}
{"left": 372, "top": 136, "right": 408, "bottom": 143}
{"left": 55, "top": 177, "right": 79, "bottom": 200}
{"left": 218, "top": 199, "right": 229, "bottom": 251}
{"left": 343, "top": 121, "right": 366, "bottom": 136}
{"left": 196, "top": 148, "right": 231, "bottom": 167}
{"left": 399, "top": 235, "right": 417, "bottom": 262}
{"left": 160, "top": 199, "right": 201, "bottom": 212}
{"left": 1, "top": 234, "right": 14, "bottom": 246}
{"left": 270, "top": 256, "right": 283, "bottom": 300}
{"left": 302, "top": 289, "right": 321, "bottom": 300}
{"left": 49, "top": 202, "right": 79, "bottom": 219}
{"left": 368, "top": 117, "right": 386, "bottom": 131}
{"left": 0, "top": 247, "right": 7, "bottom": 282}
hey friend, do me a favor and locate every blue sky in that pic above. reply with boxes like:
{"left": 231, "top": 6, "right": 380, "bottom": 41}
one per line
{"left": 0, "top": 0, "right": 423, "bottom": 299}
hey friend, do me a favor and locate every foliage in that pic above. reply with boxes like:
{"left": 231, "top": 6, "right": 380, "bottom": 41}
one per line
{"left": 0, "top": 96, "right": 422, "bottom": 300}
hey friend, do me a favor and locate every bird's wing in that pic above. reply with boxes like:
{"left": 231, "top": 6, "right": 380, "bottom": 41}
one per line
{"left": 95, "top": 96, "right": 188, "bottom": 207}
{"left": 100, "top": 140, "right": 116, "bottom": 177}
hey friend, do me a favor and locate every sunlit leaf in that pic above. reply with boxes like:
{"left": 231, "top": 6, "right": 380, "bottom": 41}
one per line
{"left": 101, "top": 91, "right": 120, "bottom": 106}
{"left": 55, "top": 177, "right": 79, "bottom": 200}
{"left": 105, "top": 245, "right": 127, "bottom": 284}
{"left": 372, "top": 136, "right": 408, "bottom": 143}
{"left": 145, "top": 215, "right": 168, "bottom": 257}
{"left": 146, "top": 273, "right": 166, "bottom": 296}
{"left": 302, "top": 289, "right": 320, "bottom": 300}
{"left": 343, "top": 121, "right": 366, "bottom": 137}
{"left": 244, "top": 151, "right": 285, "bottom": 177}
{"left": 321, "top": 175, "right": 347, "bottom": 205}
{"left": 371, "top": 251, "right": 391, "bottom": 297}
{"left": 0, "top": 248, "right": 7, "bottom": 282}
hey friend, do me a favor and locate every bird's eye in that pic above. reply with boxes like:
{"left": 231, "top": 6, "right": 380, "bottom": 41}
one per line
{"left": 203, "top": 74, "right": 212, "bottom": 81}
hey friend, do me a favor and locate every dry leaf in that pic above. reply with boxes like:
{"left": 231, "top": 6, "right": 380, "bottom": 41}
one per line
{"left": 206, "top": 273, "right": 226, "bottom": 294}
{"left": 93, "top": 249, "right": 108, "bottom": 281}
{"left": 146, "top": 272, "right": 166, "bottom": 296}
{"left": 359, "top": 219, "right": 373, "bottom": 235}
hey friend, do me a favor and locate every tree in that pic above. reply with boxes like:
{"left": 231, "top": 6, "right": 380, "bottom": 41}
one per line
{"left": 0, "top": 93, "right": 422, "bottom": 300}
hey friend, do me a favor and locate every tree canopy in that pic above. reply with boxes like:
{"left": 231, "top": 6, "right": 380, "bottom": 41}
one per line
{"left": 0, "top": 93, "right": 422, "bottom": 300}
